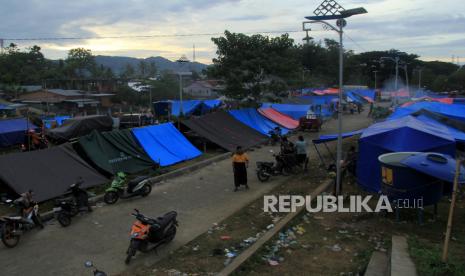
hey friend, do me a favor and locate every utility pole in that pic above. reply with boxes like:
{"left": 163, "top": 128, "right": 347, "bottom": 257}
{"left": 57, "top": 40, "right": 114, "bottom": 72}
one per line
{"left": 304, "top": 0, "right": 367, "bottom": 196}
{"left": 193, "top": 44, "right": 196, "bottom": 63}
{"left": 373, "top": 70, "right": 378, "bottom": 90}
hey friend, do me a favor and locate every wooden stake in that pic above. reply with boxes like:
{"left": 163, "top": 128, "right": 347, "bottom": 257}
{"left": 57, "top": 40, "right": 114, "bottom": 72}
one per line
{"left": 442, "top": 158, "right": 461, "bottom": 262}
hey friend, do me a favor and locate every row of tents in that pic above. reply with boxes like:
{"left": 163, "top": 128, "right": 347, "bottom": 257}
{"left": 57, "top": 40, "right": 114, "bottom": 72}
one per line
{"left": 0, "top": 105, "right": 307, "bottom": 202}
{"left": 313, "top": 100, "right": 465, "bottom": 194}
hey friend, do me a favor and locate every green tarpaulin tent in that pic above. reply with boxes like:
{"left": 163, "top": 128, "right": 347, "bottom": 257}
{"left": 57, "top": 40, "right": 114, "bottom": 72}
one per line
{"left": 78, "top": 129, "right": 157, "bottom": 175}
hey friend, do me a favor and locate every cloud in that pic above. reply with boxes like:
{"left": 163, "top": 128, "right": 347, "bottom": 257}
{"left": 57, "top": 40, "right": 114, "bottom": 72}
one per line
{"left": 1, "top": 0, "right": 464, "bottom": 62}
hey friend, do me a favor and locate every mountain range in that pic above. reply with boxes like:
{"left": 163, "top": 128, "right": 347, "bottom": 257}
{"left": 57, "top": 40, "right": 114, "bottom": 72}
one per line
{"left": 94, "top": 55, "right": 209, "bottom": 75}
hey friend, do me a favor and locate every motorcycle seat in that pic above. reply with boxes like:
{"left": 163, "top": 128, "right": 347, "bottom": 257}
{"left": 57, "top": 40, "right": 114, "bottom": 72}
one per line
{"left": 155, "top": 211, "right": 177, "bottom": 229}
{"left": 257, "top": 161, "right": 273, "bottom": 167}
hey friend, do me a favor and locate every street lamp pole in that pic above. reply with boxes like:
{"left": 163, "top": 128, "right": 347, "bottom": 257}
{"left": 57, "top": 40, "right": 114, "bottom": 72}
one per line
{"left": 373, "top": 70, "right": 378, "bottom": 91}
{"left": 304, "top": 1, "right": 367, "bottom": 196}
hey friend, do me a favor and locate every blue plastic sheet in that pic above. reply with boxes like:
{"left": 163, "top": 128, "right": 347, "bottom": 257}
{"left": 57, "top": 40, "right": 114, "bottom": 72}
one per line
{"left": 0, "top": 118, "right": 38, "bottom": 147}
{"left": 352, "top": 89, "right": 376, "bottom": 100}
{"left": 154, "top": 100, "right": 222, "bottom": 117}
{"left": 132, "top": 123, "right": 201, "bottom": 166}
{"left": 357, "top": 116, "right": 456, "bottom": 193}
{"left": 312, "top": 129, "right": 364, "bottom": 144}
{"left": 261, "top": 103, "right": 311, "bottom": 120}
{"left": 389, "top": 102, "right": 465, "bottom": 122}
{"left": 229, "top": 108, "right": 289, "bottom": 136}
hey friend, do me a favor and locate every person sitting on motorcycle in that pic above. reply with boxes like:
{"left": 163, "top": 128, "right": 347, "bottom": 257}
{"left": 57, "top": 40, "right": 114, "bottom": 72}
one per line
{"left": 15, "top": 189, "right": 44, "bottom": 229}
{"left": 70, "top": 178, "right": 92, "bottom": 212}
{"left": 280, "top": 136, "right": 296, "bottom": 155}
{"left": 113, "top": 172, "right": 131, "bottom": 192}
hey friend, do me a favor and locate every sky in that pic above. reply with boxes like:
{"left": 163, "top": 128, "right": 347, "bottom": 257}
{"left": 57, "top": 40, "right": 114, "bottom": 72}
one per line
{"left": 0, "top": 0, "right": 464, "bottom": 64}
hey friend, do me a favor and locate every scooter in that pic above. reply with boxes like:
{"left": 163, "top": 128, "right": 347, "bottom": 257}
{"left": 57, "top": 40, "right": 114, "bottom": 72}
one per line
{"left": 103, "top": 175, "right": 152, "bottom": 205}
{"left": 54, "top": 183, "right": 92, "bottom": 227}
{"left": 84, "top": 261, "right": 107, "bottom": 276}
{"left": 1, "top": 199, "right": 43, "bottom": 248}
{"left": 125, "top": 209, "right": 178, "bottom": 264}
{"left": 256, "top": 150, "right": 295, "bottom": 182}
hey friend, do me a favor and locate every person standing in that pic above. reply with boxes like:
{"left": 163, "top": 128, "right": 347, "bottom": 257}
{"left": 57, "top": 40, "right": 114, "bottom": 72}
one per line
{"left": 232, "top": 146, "right": 249, "bottom": 191}
{"left": 295, "top": 135, "right": 308, "bottom": 169}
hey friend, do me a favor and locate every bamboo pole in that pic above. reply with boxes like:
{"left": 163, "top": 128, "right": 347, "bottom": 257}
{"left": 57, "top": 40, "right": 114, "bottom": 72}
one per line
{"left": 442, "top": 158, "right": 462, "bottom": 262}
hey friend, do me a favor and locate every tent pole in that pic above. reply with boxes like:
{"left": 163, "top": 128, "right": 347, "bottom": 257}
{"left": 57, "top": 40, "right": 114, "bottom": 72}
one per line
{"left": 442, "top": 158, "right": 461, "bottom": 262}
{"left": 313, "top": 142, "right": 326, "bottom": 167}
{"left": 323, "top": 142, "right": 336, "bottom": 162}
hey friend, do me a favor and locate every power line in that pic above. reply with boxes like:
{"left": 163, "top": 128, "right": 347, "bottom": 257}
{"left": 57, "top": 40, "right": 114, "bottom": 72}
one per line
{"left": 2, "top": 30, "right": 301, "bottom": 42}
{"left": 343, "top": 33, "right": 367, "bottom": 52}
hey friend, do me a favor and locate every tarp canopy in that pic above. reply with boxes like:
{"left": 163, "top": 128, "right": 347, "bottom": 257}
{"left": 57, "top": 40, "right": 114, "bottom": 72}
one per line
{"left": 154, "top": 99, "right": 222, "bottom": 117}
{"left": 132, "top": 123, "right": 202, "bottom": 166}
{"left": 47, "top": 115, "right": 113, "bottom": 143}
{"left": 299, "top": 95, "right": 338, "bottom": 105}
{"left": 0, "top": 144, "right": 107, "bottom": 202}
{"left": 183, "top": 111, "right": 267, "bottom": 152}
{"left": 261, "top": 103, "right": 311, "bottom": 120}
{"left": 258, "top": 107, "right": 299, "bottom": 129}
{"left": 389, "top": 102, "right": 465, "bottom": 122}
{"left": 229, "top": 108, "right": 290, "bottom": 136}
{"left": 352, "top": 89, "right": 376, "bottom": 101}
{"left": 43, "top": 115, "right": 72, "bottom": 129}
{"left": 312, "top": 129, "right": 364, "bottom": 144}
{"left": 357, "top": 116, "right": 456, "bottom": 192}
{"left": 0, "top": 104, "right": 14, "bottom": 110}
{"left": 202, "top": 99, "right": 222, "bottom": 109}
{"left": 0, "top": 118, "right": 38, "bottom": 147}
{"left": 78, "top": 129, "right": 156, "bottom": 174}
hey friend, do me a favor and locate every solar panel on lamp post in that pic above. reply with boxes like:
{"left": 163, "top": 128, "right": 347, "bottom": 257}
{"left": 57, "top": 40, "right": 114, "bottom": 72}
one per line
{"left": 304, "top": 0, "right": 367, "bottom": 196}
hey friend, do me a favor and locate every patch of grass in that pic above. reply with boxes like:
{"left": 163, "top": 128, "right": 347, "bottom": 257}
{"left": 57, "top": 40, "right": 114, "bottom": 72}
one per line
{"left": 408, "top": 236, "right": 465, "bottom": 276}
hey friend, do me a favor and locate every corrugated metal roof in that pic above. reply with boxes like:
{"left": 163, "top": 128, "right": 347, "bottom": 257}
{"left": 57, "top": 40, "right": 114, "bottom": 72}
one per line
{"left": 47, "top": 89, "right": 83, "bottom": 96}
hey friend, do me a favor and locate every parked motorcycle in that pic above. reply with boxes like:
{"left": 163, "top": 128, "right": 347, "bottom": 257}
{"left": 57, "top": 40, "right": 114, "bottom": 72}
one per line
{"left": 54, "top": 183, "right": 92, "bottom": 227}
{"left": 256, "top": 150, "right": 296, "bottom": 182}
{"left": 103, "top": 173, "right": 152, "bottom": 205}
{"left": 1, "top": 199, "right": 43, "bottom": 248}
{"left": 84, "top": 261, "right": 107, "bottom": 276}
{"left": 125, "top": 209, "right": 178, "bottom": 264}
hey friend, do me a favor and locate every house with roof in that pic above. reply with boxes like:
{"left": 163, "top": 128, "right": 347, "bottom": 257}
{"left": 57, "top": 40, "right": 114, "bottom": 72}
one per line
{"left": 183, "top": 80, "right": 223, "bottom": 99}
{"left": 17, "top": 89, "right": 114, "bottom": 114}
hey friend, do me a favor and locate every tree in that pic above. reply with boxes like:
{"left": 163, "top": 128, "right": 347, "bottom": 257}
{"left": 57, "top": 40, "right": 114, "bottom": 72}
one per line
{"left": 209, "top": 31, "right": 301, "bottom": 100}
{"left": 147, "top": 61, "right": 157, "bottom": 77}
{"left": 65, "top": 48, "right": 96, "bottom": 78}
{"left": 138, "top": 60, "right": 147, "bottom": 78}
{"left": 122, "top": 63, "right": 136, "bottom": 78}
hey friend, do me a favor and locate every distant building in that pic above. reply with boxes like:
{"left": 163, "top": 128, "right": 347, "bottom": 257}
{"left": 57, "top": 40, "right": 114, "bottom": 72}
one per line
{"left": 183, "top": 80, "right": 223, "bottom": 99}
{"left": 20, "top": 85, "right": 42, "bottom": 92}
{"left": 17, "top": 89, "right": 114, "bottom": 114}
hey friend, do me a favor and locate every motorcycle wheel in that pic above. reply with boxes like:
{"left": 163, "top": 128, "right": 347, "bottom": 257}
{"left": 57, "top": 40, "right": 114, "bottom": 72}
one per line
{"left": 141, "top": 184, "right": 152, "bottom": 197}
{"left": 282, "top": 166, "right": 293, "bottom": 176}
{"left": 256, "top": 170, "right": 270, "bottom": 182}
{"left": 125, "top": 240, "right": 138, "bottom": 264}
{"left": 166, "top": 226, "right": 177, "bottom": 242}
{"left": 57, "top": 213, "right": 72, "bottom": 227}
{"left": 1, "top": 222, "right": 20, "bottom": 248}
{"left": 104, "top": 191, "right": 119, "bottom": 205}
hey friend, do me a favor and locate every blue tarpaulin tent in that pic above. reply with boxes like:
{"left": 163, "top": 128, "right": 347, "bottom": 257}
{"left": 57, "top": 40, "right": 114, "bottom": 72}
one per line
{"left": 154, "top": 99, "right": 222, "bottom": 117}
{"left": 43, "top": 115, "right": 71, "bottom": 129}
{"left": 0, "top": 118, "right": 38, "bottom": 147}
{"left": 389, "top": 102, "right": 465, "bottom": 122}
{"left": 261, "top": 103, "right": 311, "bottom": 120}
{"left": 312, "top": 129, "right": 364, "bottom": 144}
{"left": 352, "top": 89, "right": 376, "bottom": 101}
{"left": 357, "top": 116, "right": 456, "bottom": 192}
{"left": 229, "top": 108, "right": 289, "bottom": 136}
{"left": 132, "top": 122, "right": 201, "bottom": 166}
